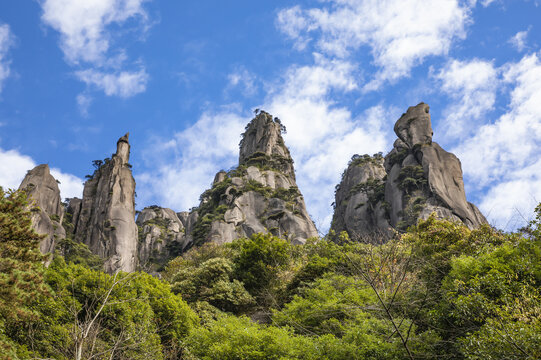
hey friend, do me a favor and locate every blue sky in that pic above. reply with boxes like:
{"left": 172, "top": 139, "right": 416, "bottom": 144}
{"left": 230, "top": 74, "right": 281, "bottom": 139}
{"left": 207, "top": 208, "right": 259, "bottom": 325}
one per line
{"left": 0, "top": 0, "right": 540, "bottom": 232}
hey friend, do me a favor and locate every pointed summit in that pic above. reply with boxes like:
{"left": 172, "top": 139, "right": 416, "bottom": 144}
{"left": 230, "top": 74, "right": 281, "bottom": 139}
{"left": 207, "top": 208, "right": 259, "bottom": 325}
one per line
{"left": 184, "top": 111, "right": 317, "bottom": 247}
{"left": 71, "top": 134, "right": 138, "bottom": 273}
{"left": 18, "top": 164, "right": 66, "bottom": 256}
{"left": 331, "top": 103, "right": 487, "bottom": 239}
{"left": 116, "top": 132, "right": 130, "bottom": 163}
{"left": 239, "top": 111, "right": 295, "bottom": 180}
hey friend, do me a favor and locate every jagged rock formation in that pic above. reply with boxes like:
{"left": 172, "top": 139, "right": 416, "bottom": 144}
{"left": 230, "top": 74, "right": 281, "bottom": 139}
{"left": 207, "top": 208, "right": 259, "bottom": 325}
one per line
{"left": 332, "top": 103, "right": 486, "bottom": 238}
{"left": 136, "top": 206, "right": 189, "bottom": 273}
{"left": 187, "top": 111, "right": 318, "bottom": 246}
{"left": 69, "top": 134, "right": 138, "bottom": 273}
{"left": 18, "top": 164, "right": 66, "bottom": 256}
{"left": 331, "top": 154, "right": 392, "bottom": 239}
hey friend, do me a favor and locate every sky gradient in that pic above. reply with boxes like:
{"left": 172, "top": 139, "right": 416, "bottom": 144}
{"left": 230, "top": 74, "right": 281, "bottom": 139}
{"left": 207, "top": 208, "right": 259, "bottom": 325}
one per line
{"left": 0, "top": 0, "right": 540, "bottom": 232}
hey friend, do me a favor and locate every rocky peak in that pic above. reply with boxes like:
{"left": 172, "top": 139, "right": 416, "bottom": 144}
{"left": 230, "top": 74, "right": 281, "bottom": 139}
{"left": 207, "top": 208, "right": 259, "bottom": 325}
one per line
{"left": 331, "top": 103, "right": 487, "bottom": 239}
{"left": 136, "top": 206, "right": 189, "bottom": 274}
{"left": 18, "top": 164, "right": 66, "bottom": 255}
{"left": 72, "top": 134, "right": 138, "bottom": 273}
{"left": 185, "top": 111, "right": 318, "bottom": 247}
{"left": 393, "top": 102, "right": 433, "bottom": 148}
{"left": 116, "top": 132, "right": 130, "bottom": 163}
{"left": 239, "top": 111, "right": 295, "bottom": 180}
{"left": 331, "top": 154, "right": 392, "bottom": 240}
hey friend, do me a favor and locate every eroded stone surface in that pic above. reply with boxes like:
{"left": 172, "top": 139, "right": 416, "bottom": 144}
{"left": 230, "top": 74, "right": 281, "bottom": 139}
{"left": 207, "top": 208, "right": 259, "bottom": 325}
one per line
{"left": 73, "top": 134, "right": 138, "bottom": 273}
{"left": 136, "top": 206, "right": 188, "bottom": 274}
{"left": 332, "top": 103, "right": 487, "bottom": 239}
{"left": 18, "top": 164, "right": 66, "bottom": 257}
{"left": 186, "top": 111, "right": 318, "bottom": 246}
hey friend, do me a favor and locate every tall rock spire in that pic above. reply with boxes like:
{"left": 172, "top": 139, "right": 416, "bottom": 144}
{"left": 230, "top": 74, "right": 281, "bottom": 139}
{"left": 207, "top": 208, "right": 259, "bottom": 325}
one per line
{"left": 185, "top": 111, "right": 317, "bottom": 247}
{"left": 72, "top": 134, "right": 138, "bottom": 273}
{"left": 18, "top": 164, "right": 66, "bottom": 257}
{"left": 331, "top": 103, "right": 487, "bottom": 239}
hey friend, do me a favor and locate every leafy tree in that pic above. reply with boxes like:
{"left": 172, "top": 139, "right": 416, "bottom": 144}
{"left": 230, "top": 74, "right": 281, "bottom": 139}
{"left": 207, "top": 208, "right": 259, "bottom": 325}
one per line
{"left": 171, "top": 257, "right": 255, "bottom": 313}
{"left": 232, "top": 233, "right": 291, "bottom": 294}
{"left": 0, "top": 187, "right": 47, "bottom": 357}
{"left": 8, "top": 258, "right": 198, "bottom": 360}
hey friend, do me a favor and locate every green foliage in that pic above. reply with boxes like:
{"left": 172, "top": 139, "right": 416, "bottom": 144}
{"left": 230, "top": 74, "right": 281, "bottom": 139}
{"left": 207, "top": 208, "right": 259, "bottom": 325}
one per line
{"left": 0, "top": 187, "right": 47, "bottom": 357}
{"left": 171, "top": 257, "right": 255, "bottom": 313}
{"left": 441, "top": 236, "right": 541, "bottom": 359}
{"left": 397, "top": 165, "right": 427, "bottom": 194}
{"left": 185, "top": 314, "right": 357, "bottom": 360}
{"left": 7, "top": 258, "right": 198, "bottom": 360}
{"left": 232, "top": 233, "right": 291, "bottom": 294}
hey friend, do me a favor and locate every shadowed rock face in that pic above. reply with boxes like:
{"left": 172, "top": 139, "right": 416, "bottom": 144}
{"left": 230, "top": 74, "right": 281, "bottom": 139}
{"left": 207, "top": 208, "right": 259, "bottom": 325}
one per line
{"left": 73, "top": 134, "right": 138, "bottom": 273}
{"left": 331, "top": 155, "right": 392, "bottom": 240}
{"left": 187, "top": 111, "right": 318, "bottom": 246}
{"left": 18, "top": 164, "right": 66, "bottom": 257}
{"left": 331, "top": 103, "right": 487, "bottom": 239}
{"left": 136, "top": 206, "right": 189, "bottom": 274}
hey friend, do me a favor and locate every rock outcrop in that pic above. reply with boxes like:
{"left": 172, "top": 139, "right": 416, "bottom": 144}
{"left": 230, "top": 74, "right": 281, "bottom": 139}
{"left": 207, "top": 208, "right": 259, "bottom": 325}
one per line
{"left": 18, "top": 164, "right": 66, "bottom": 256}
{"left": 331, "top": 103, "right": 486, "bottom": 238}
{"left": 187, "top": 111, "right": 318, "bottom": 246}
{"left": 71, "top": 133, "right": 138, "bottom": 273}
{"left": 136, "top": 206, "right": 189, "bottom": 273}
{"left": 331, "top": 154, "right": 392, "bottom": 240}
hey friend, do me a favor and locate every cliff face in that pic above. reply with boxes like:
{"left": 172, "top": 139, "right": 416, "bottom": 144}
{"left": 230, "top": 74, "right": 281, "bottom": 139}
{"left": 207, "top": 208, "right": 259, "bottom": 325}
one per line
{"left": 187, "top": 111, "right": 318, "bottom": 246}
{"left": 71, "top": 134, "right": 138, "bottom": 273}
{"left": 136, "top": 206, "right": 189, "bottom": 274}
{"left": 18, "top": 164, "right": 66, "bottom": 256}
{"left": 331, "top": 155, "right": 391, "bottom": 239}
{"left": 331, "top": 103, "right": 487, "bottom": 238}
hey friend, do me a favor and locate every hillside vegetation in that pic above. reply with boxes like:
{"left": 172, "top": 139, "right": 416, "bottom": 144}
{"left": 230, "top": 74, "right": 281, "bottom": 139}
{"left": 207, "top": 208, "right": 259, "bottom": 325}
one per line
{"left": 1, "top": 186, "right": 540, "bottom": 359}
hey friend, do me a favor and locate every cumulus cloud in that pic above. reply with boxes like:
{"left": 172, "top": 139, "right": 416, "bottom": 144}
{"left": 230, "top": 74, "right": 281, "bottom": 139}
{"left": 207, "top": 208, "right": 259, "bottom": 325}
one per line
{"left": 40, "top": 0, "right": 148, "bottom": 65}
{"left": 435, "top": 58, "right": 499, "bottom": 139}
{"left": 76, "top": 68, "right": 148, "bottom": 98}
{"left": 0, "top": 23, "right": 14, "bottom": 93}
{"left": 39, "top": 0, "right": 150, "bottom": 99}
{"left": 509, "top": 29, "right": 529, "bottom": 52}
{"left": 455, "top": 53, "right": 541, "bottom": 229}
{"left": 277, "top": 0, "right": 473, "bottom": 89}
{"left": 0, "top": 148, "right": 83, "bottom": 199}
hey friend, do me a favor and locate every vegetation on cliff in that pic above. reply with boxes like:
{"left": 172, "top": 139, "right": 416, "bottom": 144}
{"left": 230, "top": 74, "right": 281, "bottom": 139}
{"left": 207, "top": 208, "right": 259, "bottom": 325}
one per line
{"left": 1, "top": 186, "right": 540, "bottom": 359}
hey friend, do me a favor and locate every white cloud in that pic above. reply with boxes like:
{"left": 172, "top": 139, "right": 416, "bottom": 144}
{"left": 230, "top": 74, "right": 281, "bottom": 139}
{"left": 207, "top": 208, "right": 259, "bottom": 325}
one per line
{"left": 76, "top": 68, "right": 148, "bottom": 98}
{"left": 0, "top": 23, "right": 14, "bottom": 93}
{"left": 435, "top": 58, "right": 499, "bottom": 139}
{"left": 40, "top": 0, "right": 150, "bottom": 99}
{"left": 227, "top": 67, "right": 258, "bottom": 97}
{"left": 136, "top": 107, "right": 246, "bottom": 211}
{"left": 277, "top": 0, "right": 473, "bottom": 89}
{"left": 509, "top": 29, "right": 529, "bottom": 52}
{"left": 455, "top": 53, "right": 541, "bottom": 229}
{"left": 76, "top": 93, "right": 92, "bottom": 116}
{"left": 0, "top": 148, "right": 83, "bottom": 199}
{"left": 40, "top": 0, "right": 148, "bottom": 65}
{"left": 50, "top": 169, "right": 84, "bottom": 200}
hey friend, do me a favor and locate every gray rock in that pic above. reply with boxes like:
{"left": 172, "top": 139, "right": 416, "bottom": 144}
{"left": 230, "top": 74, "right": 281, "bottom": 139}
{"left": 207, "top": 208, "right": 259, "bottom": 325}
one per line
{"left": 186, "top": 111, "right": 318, "bottom": 246}
{"left": 239, "top": 111, "right": 295, "bottom": 179}
{"left": 332, "top": 103, "right": 487, "bottom": 239}
{"left": 136, "top": 206, "right": 188, "bottom": 273}
{"left": 18, "top": 164, "right": 66, "bottom": 257}
{"left": 73, "top": 134, "right": 138, "bottom": 273}
{"left": 384, "top": 103, "right": 486, "bottom": 230}
{"left": 394, "top": 102, "right": 433, "bottom": 148}
{"left": 331, "top": 155, "right": 392, "bottom": 240}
